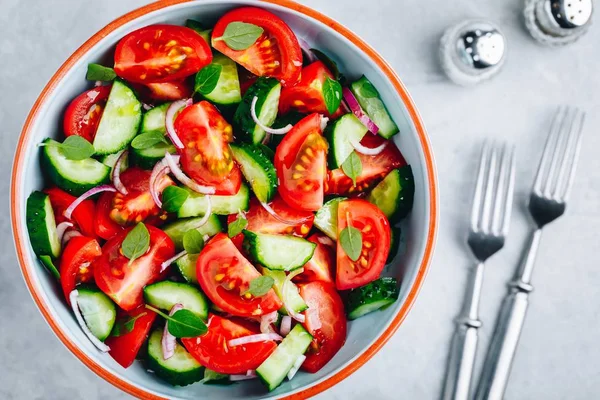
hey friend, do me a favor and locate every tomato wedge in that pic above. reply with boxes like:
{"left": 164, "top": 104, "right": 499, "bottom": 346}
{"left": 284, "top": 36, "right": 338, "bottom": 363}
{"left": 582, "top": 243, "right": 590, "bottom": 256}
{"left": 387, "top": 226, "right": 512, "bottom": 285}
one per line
{"left": 95, "top": 192, "right": 125, "bottom": 241}
{"left": 326, "top": 135, "right": 406, "bottom": 195}
{"left": 299, "top": 281, "right": 347, "bottom": 373}
{"left": 114, "top": 25, "right": 212, "bottom": 84}
{"left": 105, "top": 307, "right": 157, "bottom": 368}
{"left": 182, "top": 314, "right": 277, "bottom": 374}
{"left": 294, "top": 234, "right": 335, "bottom": 284}
{"left": 279, "top": 61, "right": 343, "bottom": 118}
{"left": 176, "top": 101, "right": 242, "bottom": 195}
{"left": 211, "top": 7, "right": 302, "bottom": 86}
{"left": 59, "top": 236, "right": 101, "bottom": 304}
{"left": 196, "top": 233, "right": 282, "bottom": 316}
{"left": 336, "top": 199, "right": 391, "bottom": 290}
{"left": 94, "top": 225, "right": 175, "bottom": 311}
{"left": 63, "top": 85, "right": 111, "bottom": 142}
{"left": 109, "top": 167, "right": 172, "bottom": 225}
{"left": 274, "top": 113, "right": 328, "bottom": 211}
{"left": 45, "top": 187, "right": 96, "bottom": 238}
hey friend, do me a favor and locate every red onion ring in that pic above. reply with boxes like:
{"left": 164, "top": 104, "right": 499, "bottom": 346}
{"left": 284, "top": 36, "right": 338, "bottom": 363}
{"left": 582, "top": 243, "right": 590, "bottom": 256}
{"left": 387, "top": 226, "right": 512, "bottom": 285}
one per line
{"left": 342, "top": 87, "right": 379, "bottom": 134}
{"left": 64, "top": 185, "right": 116, "bottom": 220}
{"left": 283, "top": 268, "right": 306, "bottom": 323}
{"left": 251, "top": 96, "right": 292, "bottom": 135}
{"left": 260, "top": 311, "right": 279, "bottom": 334}
{"left": 287, "top": 355, "right": 306, "bottom": 380}
{"left": 165, "top": 98, "right": 192, "bottom": 149}
{"left": 316, "top": 236, "right": 335, "bottom": 247}
{"left": 56, "top": 221, "right": 73, "bottom": 244}
{"left": 69, "top": 290, "right": 110, "bottom": 352}
{"left": 62, "top": 230, "right": 82, "bottom": 246}
{"left": 162, "top": 303, "right": 184, "bottom": 360}
{"left": 259, "top": 201, "right": 312, "bottom": 226}
{"left": 150, "top": 164, "right": 170, "bottom": 208}
{"left": 160, "top": 250, "right": 188, "bottom": 273}
{"left": 280, "top": 315, "right": 292, "bottom": 337}
{"left": 230, "top": 370, "right": 258, "bottom": 381}
{"left": 350, "top": 137, "right": 388, "bottom": 156}
{"left": 299, "top": 38, "right": 317, "bottom": 64}
{"left": 228, "top": 333, "right": 282, "bottom": 347}
{"left": 320, "top": 115, "right": 329, "bottom": 131}
{"left": 112, "top": 150, "right": 129, "bottom": 195}
{"left": 164, "top": 152, "right": 216, "bottom": 195}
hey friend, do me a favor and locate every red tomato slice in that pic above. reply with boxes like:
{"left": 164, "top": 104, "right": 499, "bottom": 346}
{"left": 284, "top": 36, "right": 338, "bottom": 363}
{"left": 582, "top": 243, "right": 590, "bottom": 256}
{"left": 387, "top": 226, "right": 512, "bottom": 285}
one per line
{"left": 145, "top": 79, "right": 193, "bottom": 101}
{"left": 44, "top": 187, "right": 96, "bottom": 238}
{"left": 336, "top": 199, "right": 391, "bottom": 290}
{"left": 182, "top": 314, "right": 277, "bottom": 374}
{"left": 275, "top": 113, "right": 328, "bottom": 211}
{"left": 59, "top": 236, "right": 101, "bottom": 304}
{"left": 95, "top": 192, "right": 125, "bottom": 241}
{"left": 299, "top": 281, "right": 347, "bottom": 373}
{"left": 211, "top": 7, "right": 302, "bottom": 86}
{"left": 109, "top": 167, "right": 172, "bottom": 225}
{"left": 326, "top": 136, "right": 406, "bottom": 196}
{"left": 279, "top": 61, "right": 343, "bottom": 118}
{"left": 94, "top": 225, "right": 175, "bottom": 311}
{"left": 63, "top": 85, "right": 111, "bottom": 142}
{"left": 114, "top": 25, "right": 212, "bottom": 84}
{"left": 196, "top": 233, "right": 282, "bottom": 316}
{"left": 105, "top": 307, "right": 157, "bottom": 368}
{"left": 294, "top": 234, "right": 335, "bottom": 284}
{"left": 175, "top": 101, "right": 242, "bottom": 195}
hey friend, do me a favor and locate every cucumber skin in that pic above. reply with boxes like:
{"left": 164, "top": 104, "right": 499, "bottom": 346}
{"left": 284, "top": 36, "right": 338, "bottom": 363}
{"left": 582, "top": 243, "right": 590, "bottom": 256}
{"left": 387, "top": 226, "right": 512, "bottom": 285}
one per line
{"left": 350, "top": 76, "right": 399, "bottom": 139}
{"left": 177, "top": 184, "right": 250, "bottom": 218}
{"left": 26, "top": 191, "right": 61, "bottom": 258}
{"left": 147, "top": 329, "right": 204, "bottom": 386}
{"left": 230, "top": 143, "right": 278, "bottom": 203}
{"left": 324, "top": 113, "right": 368, "bottom": 169}
{"left": 388, "top": 227, "right": 402, "bottom": 263}
{"left": 176, "top": 253, "right": 199, "bottom": 284}
{"left": 76, "top": 285, "right": 117, "bottom": 341}
{"left": 130, "top": 142, "right": 176, "bottom": 170}
{"left": 368, "top": 166, "right": 415, "bottom": 222}
{"left": 233, "top": 77, "right": 281, "bottom": 144}
{"left": 243, "top": 230, "right": 316, "bottom": 271}
{"left": 268, "top": 111, "right": 306, "bottom": 151}
{"left": 346, "top": 277, "right": 399, "bottom": 320}
{"left": 143, "top": 281, "right": 209, "bottom": 320}
{"left": 313, "top": 197, "right": 347, "bottom": 240}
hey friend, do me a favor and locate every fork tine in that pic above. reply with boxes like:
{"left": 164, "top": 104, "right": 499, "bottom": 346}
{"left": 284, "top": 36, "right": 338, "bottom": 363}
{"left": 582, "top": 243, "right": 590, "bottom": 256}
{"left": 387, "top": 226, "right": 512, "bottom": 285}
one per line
{"left": 544, "top": 106, "right": 573, "bottom": 198}
{"left": 560, "top": 110, "right": 585, "bottom": 201}
{"left": 471, "top": 142, "right": 490, "bottom": 232}
{"left": 491, "top": 144, "right": 508, "bottom": 234}
{"left": 533, "top": 106, "right": 566, "bottom": 195}
{"left": 501, "top": 145, "right": 516, "bottom": 235}
{"left": 480, "top": 143, "right": 499, "bottom": 233}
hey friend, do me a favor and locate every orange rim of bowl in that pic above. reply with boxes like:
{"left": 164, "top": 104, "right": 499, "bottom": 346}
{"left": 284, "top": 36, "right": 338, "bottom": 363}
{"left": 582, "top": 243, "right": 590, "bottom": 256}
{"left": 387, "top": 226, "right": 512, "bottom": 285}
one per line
{"left": 11, "top": 0, "right": 438, "bottom": 399}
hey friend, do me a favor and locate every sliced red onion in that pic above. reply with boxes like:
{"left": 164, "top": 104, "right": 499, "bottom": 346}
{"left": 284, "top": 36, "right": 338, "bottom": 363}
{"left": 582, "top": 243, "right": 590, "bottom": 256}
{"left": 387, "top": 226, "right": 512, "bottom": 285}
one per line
{"left": 142, "top": 102, "right": 153, "bottom": 111}
{"left": 56, "top": 221, "right": 73, "bottom": 244}
{"left": 160, "top": 250, "right": 188, "bottom": 273}
{"left": 280, "top": 315, "right": 292, "bottom": 337}
{"left": 230, "top": 370, "right": 258, "bottom": 381}
{"left": 64, "top": 185, "right": 116, "bottom": 220}
{"left": 259, "top": 201, "right": 312, "bottom": 226}
{"left": 188, "top": 196, "right": 212, "bottom": 229}
{"left": 164, "top": 152, "right": 216, "bottom": 195}
{"left": 287, "top": 355, "right": 306, "bottom": 380}
{"left": 166, "top": 98, "right": 192, "bottom": 149}
{"left": 150, "top": 161, "right": 170, "bottom": 208}
{"left": 69, "top": 290, "right": 111, "bottom": 352}
{"left": 162, "top": 303, "right": 184, "bottom": 360}
{"left": 260, "top": 311, "right": 279, "bottom": 334}
{"left": 350, "top": 137, "right": 387, "bottom": 156}
{"left": 228, "top": 333, "right": 283, "bottom": 347}
{"left": 299, "top": 38, "right": 317, "bottom": 64}
{"left": 112, "top": 150, "right": 129, "bottom": 195}
{"left": 342, "top": 87, "right": 379, "bottom": 134}
{"left": 316, "top": 236, "right": 335, "bottom": 247}
{"left": 261, "top": 132, "right": 272, "bottom": 145}
{"left": 251, "top": 96, "right": 292, "bottom": 135}
{"left": 283, "top": 268, "right": 306, "bottom": 323}
{"left": 94, "top": 80, "right": 103, "bottom": 87}
{"left": 62, "top": 229, "right": 82, "bottom": 246}
{"left": 320, "top": 115, "right": 329, "bottom": 132}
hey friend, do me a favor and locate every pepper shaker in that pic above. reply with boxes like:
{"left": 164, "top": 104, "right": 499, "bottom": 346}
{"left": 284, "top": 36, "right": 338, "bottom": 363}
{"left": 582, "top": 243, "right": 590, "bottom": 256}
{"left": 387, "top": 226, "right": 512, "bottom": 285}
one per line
{"left": 524, "top": 0, "right": 593, "bottom": 45}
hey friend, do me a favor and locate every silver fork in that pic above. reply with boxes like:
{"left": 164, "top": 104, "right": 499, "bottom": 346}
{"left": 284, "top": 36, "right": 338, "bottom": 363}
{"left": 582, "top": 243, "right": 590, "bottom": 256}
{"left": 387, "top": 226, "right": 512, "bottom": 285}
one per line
{"left": 442, "top": 142, "right": 516, "bottom": 400}
{"left": 475, "top": 106, "right": 586, "bottom": 400}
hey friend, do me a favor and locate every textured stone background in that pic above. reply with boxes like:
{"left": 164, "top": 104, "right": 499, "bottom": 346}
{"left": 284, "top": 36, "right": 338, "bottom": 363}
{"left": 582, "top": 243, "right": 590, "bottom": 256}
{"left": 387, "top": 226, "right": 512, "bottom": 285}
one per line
{"left": 1, "top": 0, "right": 599, "bottom": 399}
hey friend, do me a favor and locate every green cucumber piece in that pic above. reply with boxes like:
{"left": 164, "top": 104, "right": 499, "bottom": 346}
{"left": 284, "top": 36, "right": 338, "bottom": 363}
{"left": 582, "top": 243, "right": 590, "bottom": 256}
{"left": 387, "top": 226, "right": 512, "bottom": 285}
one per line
{"left": 130, "top": 142, "right": 177, "bottom": 170}
{"left": 41, "top": 138, "right": 110, "bottom": 196}
{"left": 367, "top": 166, "right": 414, "bottom": 221}
{"left": 147, "top": 329, "right": 204, "bottom": 386}
{"left": 93, "top": 80, "right": 142, "bottom": 155}
{"left": 388, "top": 227, "right": 401, "bottom": 263}
{"left": 243, "top": 231, "right": 316, "bottom": 271}
{"left": 230, "top": 143, "right": 277, "bottom": 203}
{"left": 26, "top": 191, "right": 61, "bottom": 258}
{"left": 163, "top": 215, "right": 223, "bottom": 251}
{"left": 350, "top": 76, "right": 399, "bottom": 139}
{"left": 176, "top": 254, "right": 199, "bottom": 284}
{"left": 201, "top": 53, "right": 241, "bottom": 105}
{"left": 185, "top": 19, "right": 212, "bottom": 44}
{"left": 140, "top": 102, "right": 170, "bottom": 134}
{"left": 233, "top": 77, "right": 281, "bottom": 144}
{"left": 261, "top": 269, "right": 307, "bottom": 313}
{"left": 99, "top": 149, "right": 128, "bottom": 174}
{"left": 76, "top": 286, "right": 117, "bottom": 341}
{"left": 39, "top": 255, "right": 60, "bottom": 280}
{"left": 313, "top": 197, "right": 347, "bottom": 240}
{"left": 177, "top": 184, "right": 250, "bottom": 218}
{"left": 256, "top": 324, "right": 313, "bottom": 391}
{"left": 325, "top": 113, "right": 368, "bottom": 168}
{"left": 143, "top": 281, "right": 209, "bottom": 320}
{"left": 268, "top": 111, "right": 306, "bottom": 151}
{"left": 346, "top": 277, "right": 399, "bottom": 320}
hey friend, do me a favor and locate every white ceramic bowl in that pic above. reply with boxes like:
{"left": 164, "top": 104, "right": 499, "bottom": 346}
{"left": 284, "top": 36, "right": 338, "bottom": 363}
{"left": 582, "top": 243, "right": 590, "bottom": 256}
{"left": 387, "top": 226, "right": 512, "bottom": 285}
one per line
{"left": 11, "top": 1, "right": 438, "bottom": 398}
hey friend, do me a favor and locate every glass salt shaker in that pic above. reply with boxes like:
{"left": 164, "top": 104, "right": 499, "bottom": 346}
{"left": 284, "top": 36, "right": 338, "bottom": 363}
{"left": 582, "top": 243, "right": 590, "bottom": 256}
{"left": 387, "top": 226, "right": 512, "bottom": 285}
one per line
{"left": 524, "top": 0, "right": 593, "bottom": 45}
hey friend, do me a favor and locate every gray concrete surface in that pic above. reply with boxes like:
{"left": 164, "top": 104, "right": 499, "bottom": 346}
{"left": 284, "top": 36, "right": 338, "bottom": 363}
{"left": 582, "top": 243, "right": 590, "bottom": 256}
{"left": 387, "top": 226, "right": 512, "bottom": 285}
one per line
{"left": 1, "top": 0, "right": 599, "bottom": 399}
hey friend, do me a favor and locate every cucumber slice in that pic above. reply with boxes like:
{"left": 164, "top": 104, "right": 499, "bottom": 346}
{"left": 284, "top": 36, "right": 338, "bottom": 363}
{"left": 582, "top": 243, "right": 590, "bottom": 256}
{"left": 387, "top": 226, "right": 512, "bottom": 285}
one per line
{"left": 163, "top": 215, "right": 223, "bottom": 251}
{"left": 93, "top": 80, "right": 142, "bottom": 155}
{"left": 76, "top": 286, "right": 117, "bottom": 341}
{"left": 144, "top": 281, "right": 209, "bottom": 320}
{"left": 185, "top": 19, "right": 212, "bottom": 44}
{"left": 313, "top": 197, "right": 347, "bottom": 240}
{"left": 41, "top": 138, "right": 110, "bottom": 196}
{"left": 261, "top": 269, "right": 307, "bottom": 313}
{"left": 230, "top": 143, "right": 277, "bottom": 203}
{"left": 26, "top": 191, "right": 61, "bottom": 258}
{"left": 177, "top": 184, "right": 250, "bottom": 218}
{"left": 243, "top": 231, "right": 316, "bottom": 271}
{"left": 256, "top": 324, "right": 313, "bottom": 391}
{"left": 130, "top": 142, "right": 176, "bottom": 170}
{"left": 346, "top": 277, "right": 399, "bottom": 320}
{"left": 176, "top": 254, "right": 199, "bottom": 284}
{"left": 147, "top": 329, "right": 204, "bottom": 386}
{"left": 233, "top": 77, "right": 281, "bottom": 144}
{"left": 388, "top": 227, "right": 401, "bottom": 263}
{"left": 99, "top": 149, "right": 128, "bottom": 174}
{"left": 350, "top": 76, "right": 399, "bottom": 139}
{"left": 367, "top": 166, "right": 414, "bottom": 221}
{"left": 201, "top": 53, "right": 241, "bottom": 105}
{"left": 268, "top": 111, "right": 306, "bottom": 151}
{"left": 325, "top": 113, "right": 368, "bottom": 168}
{"left": 140, "top": 102, "right": 170, "bottom": 134}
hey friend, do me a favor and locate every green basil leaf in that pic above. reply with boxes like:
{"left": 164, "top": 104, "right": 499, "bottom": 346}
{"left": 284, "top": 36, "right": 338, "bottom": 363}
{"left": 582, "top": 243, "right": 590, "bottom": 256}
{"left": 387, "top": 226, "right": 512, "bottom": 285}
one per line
{"left": 58, "top": 136, "right": 95, "bottom": 160}
{"left": 121, "top": 223, "right": 150, "bottom": 264}
{"left": 341, "top": 151, "right": 362, "bottom": 187}
{"left": 161, "top": 186, "right": 189, "bottom": 213}
{"left": 168, "top": 309, "right": 208, "bottom": 338}
{"left": 244, "top": 276, "right": 275, "bottom": 297}
{"left": 111, "top": 312, "right": 147, "bottom": 337}
{"left": 310, "top": 49, "right": 340, "bottom": 80}
{"left": 39, "top": 255, "right": 60, "bottom": 280}
{"left": 194, "top": 63, "right": 222, "bottom": 95}
{"left": 227, "top": 215, "right": 248, "bottom": 238}
{"left": 131, "top": 131, "right": 168, "bottom": 150}
{"left": 339, "top": 225, "right": 363, "bottom": 261}
{"left": 86, "top": 63, "right": 117, "bottom": 82}
{"left": 213, "top": 21, "right": 264, "bottom": 51}
{"left": 323, "top": 77, "right": 342, "bottom": 115}
{"left": 183, "top": 229, "right": 204, "bottom": 254}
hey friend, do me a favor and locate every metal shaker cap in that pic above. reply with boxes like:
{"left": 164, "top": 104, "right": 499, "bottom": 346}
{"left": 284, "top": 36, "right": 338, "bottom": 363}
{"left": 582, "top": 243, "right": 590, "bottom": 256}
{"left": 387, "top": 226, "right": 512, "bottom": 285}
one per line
{"left": 524, "top": 0, "right": 593, "bottom": 45}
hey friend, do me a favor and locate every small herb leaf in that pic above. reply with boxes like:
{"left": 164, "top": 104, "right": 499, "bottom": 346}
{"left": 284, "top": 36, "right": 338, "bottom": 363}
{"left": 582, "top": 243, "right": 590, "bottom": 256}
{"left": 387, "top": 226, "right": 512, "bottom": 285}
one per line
{"left": 111, "top": 312, "right": 147, "bottom": 337}
{"left": 323, "top": 77, "right": 342, "bottom": 115}
{"left": 121, "top": 223, "right": 150, "bottom": 263}
{"left": 86, "top": 63, "right": 117, "bottom": 82}
{"left": 39, "top": 255, "right": 60, "bottom": 280}
{"left": 244, "top": 276, "right": 275, "bottom": 297}
{"left": 58, "top": 136, "right": 95, "bottom": 160}
{"left": 131, "top": 131, "right": 168, "bottom": 150}
{"left": 228, "top": 215, "right": 248, "bottom": 238}
{"left": 161, "top": 186, "right": 189, "bottom": 212}
{"left": 339, "top": 225, "right": 363, "bottom": 261}
{"left": 213, "top": 22, "right": 264, "bottom": 51}
{"left": 194, "top": 64, "right": 222, "bottom": 95}
{"left": 341, "top": 151, "right": 362, "bottom": 187}
{"left": 203, "top": 368, "right": 232, "bottom": 385}
{"left": 183, "top": 229, "right": 204, "bottom": 254}
{"left": 146, "top": 305, "right": 208, "bottom": 338}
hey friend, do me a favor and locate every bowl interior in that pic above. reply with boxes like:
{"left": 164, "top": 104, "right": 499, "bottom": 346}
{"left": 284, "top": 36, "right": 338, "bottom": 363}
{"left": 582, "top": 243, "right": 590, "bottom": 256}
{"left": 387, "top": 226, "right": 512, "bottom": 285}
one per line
{"left": 13, "top": 1, "right": 434, "bottom": 398}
